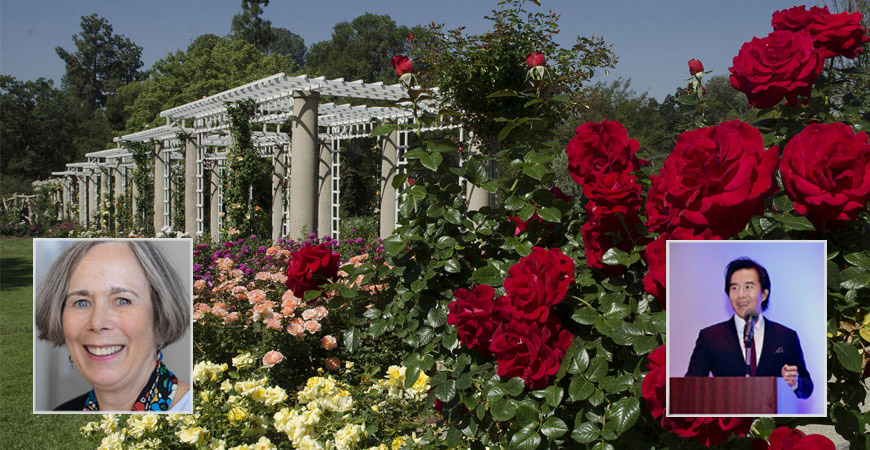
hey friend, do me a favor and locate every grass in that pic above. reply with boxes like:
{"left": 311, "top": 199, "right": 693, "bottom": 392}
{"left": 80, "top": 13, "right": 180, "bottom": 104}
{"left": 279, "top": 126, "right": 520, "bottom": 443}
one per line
{"left": 0, "top": 238, "right": 95, "bottom": 449}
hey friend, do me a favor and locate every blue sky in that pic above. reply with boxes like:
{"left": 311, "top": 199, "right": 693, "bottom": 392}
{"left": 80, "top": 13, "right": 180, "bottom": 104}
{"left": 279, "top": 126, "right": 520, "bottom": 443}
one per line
{"left": 1, "top": 0, "right": 820, "bottom": 100}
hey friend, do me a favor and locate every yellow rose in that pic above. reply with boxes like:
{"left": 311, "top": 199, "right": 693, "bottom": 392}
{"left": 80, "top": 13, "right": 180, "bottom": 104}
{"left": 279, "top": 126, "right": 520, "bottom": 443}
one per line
{"left": 98, "top": 432, "right": 124, "bottom": 450}
{"left": 334, "top": 423, "right": 364, "bottom": 450}
{"left": 227, "top": 405, "right": 248, "bottom": 423}
{"left": 252, "top": 436, "right": 277, "bottom": 450}
{"left": 177, "top": 426, "right": 208, "bottom": 445}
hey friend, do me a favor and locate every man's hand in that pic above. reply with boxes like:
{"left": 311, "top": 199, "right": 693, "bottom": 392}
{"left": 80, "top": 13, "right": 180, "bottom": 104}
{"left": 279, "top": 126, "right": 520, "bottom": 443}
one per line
{"left": 781, "top": 364, "right": 798, "bottom": 386}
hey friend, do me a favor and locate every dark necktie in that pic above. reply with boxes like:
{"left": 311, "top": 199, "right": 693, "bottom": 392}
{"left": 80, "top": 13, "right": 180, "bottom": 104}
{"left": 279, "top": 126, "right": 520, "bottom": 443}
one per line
{"left": 750, "top": 337, "right": 757, "bottom": 376}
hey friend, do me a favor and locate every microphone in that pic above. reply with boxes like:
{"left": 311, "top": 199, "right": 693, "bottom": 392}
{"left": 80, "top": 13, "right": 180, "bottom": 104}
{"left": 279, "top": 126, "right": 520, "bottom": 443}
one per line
{"left": 743, "top": 309, "right": 758, "bottom": 377}
{"left": 743, "top": 309, "right": 758, "bottom": 346}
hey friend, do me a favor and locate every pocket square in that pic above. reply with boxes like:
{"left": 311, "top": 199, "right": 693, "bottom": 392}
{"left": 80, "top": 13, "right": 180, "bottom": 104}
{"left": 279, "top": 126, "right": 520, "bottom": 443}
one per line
{"left": 775, "top": 347, "right": 785, "bottom": 354}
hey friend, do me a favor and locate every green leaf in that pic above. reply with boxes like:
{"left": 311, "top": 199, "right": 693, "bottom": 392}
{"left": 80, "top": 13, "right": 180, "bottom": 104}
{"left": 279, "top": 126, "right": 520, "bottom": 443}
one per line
{"left": 491, "top": 397, "right": 518, "bottom": 421}
{"left": 606, "top": 397, "right": 639, "bottom": 434}
{"left": 840, "top": 268, "right": 870, "bottom": 290}
{"left": 522, "top": 163, "right": 547, "bottom": 181}
{"left": 772, "top": 195, "right": 794, "bottom": 213}
{"left": 434, "top": 379, "right": 457, "bottom": 402}
{"left": 504, "top": 195, "right": 526, "bottom": 211}
{"left": 436, "top": 235, "right": 458, "bottom": 248}
{"left": 569, "top": 377, "right": 595, "bottom": 402}
{"left": 775, "top": 213, "right": 815, "bottom": 231}
{"left": 601, "top": 247, "right": 629, "bottom": 266}
{"left": 844, "top": 252, "right": 870, "bottom": 271}
{"left": 572, "top": 307, "right": 599, "bottom": 326}
{"left": 750, "top": 417, "right": 776, "bottom": 439}
{"left": 571, "top": 421, "right": 599, "bottom": 444}
{"left": 487, "top": 89, "right": 521, "bottom": 98}
{"left": 505, "top": 377, "right": 525, "bottom": 397}
{"left": 420, "top": 152, "right": 443, "bottom": 172}
{"left": 426, "top": 203, "right": 445, "bottom": 218}
{"left": 676, "top": 94, "right": 698, "bottom": 106}
{"left": 444, "top": 259, "right": 461, "bottom": 273}
{"left": 472, "top": 265, "right": 502, "bottom": 285}
{"left": 406, "top": 184, "right": 427, "bottom": 198}
{"left": 516, "top": 401, "right": 539, "bottom": 425}
{"left": 519, "top": 203, "right": 537, "bottom": 221}
{"left": 509, "top": 424, "right": 541, "bottom": 450}
{"left": 370, "top": 319, "right": 387, "bottom": 337}
{"left": 587, "top": 357, "right": 608, "bottom": 381}
{"left": 498, "top": 122, "right": 518, "bottom": 142}
{"left": 343, "top": 327, "right": 360, "bottom": 353}
{"left": 370, "top": 122, "right": 396, "bottom": 137}
{"left": 591, "top": 443, "right": 615, "bottom": 450}
{"left": 426, "top": 307, "right": 448, "bottom": 328}
{"left": 403, "top": 147, "right": 428, "bottom": 159}
{"left": 541, "top": 417, "right": 569, "bottom": 438}
{"left": 537, "top": 206, "right": 561, "bottom": 222}
{"left": 523, "top": 151, "right": 552, "bottom": 164}
{"left": 544, "top": 385, "right": 563, "bottom": 407}
{"left": 833, "top": 341, "right": 862, "bottom": 372}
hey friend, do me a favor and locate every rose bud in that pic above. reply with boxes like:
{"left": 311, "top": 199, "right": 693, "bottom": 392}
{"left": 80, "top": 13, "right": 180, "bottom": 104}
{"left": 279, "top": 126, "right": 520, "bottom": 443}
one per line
{"left": 688, "top": 59, "right": 704, "bottom": 75}
{"left": 391, "top": 55, "right": 413, "bottom": 76}
{"left": 526, "top": 52, "right": 546, "bottom": 68}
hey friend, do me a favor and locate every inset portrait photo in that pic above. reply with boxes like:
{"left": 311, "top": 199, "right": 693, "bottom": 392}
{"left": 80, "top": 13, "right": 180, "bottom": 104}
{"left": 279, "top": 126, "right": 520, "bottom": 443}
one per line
{"left": 33, "top": 239, "right": 193, "bottom": 413}
{"left": 666, "top": 240, "right": 826, "bottom": 417}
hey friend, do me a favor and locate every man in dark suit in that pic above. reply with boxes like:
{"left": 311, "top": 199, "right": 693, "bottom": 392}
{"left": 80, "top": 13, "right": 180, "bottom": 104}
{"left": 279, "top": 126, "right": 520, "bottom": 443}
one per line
{"left": 685, "top": 258, "right": 813, "bottom": 399}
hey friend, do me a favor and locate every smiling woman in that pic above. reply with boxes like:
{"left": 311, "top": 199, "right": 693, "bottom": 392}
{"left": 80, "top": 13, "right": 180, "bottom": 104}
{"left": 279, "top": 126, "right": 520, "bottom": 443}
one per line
{"left": 33, "top": 239, "right": 192, "bottom": 413}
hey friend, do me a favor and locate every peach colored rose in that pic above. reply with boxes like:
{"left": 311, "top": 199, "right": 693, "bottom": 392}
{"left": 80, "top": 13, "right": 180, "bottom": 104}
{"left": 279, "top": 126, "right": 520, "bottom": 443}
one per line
{"left": 303, "top": 320, "right": 322, "bottom": 334}
{"left": 193, "top": 310, "right": 203, "bottom": 321}
{"left": 287, "top": 323, "right": 305, "bottom": 337}
{"left": 224, "top": 312, "right": 240, "bottom": 323}
{"left": 313, "top": 306, "right": 328, "bottom": 320}
{"left": 195, "top": 303, "right": 210, "bottom": 312}
{"left": 325, "top": 357, "right": 341, "bottom": 371}
{"left": 264, "top": 317, "right": 282, "bottom": 330}
{"left": 348, "top": 254, "right": 368, "bottom": 266}
{"left": 266, "top": 246, "right": 280, "bottom": 255}
{"left": 255, "top": 272, "right": 271, "bottom": 281}
{"left": 230, "top": 269, "right": 244, "bottom": 278}
{"left": 321, "top": 335, "right": 337, "bottom": 350}
{"left": 262, "top": 350, "right": 284, "bottom": 368}
{"left": 271, "top": 273, "right": 287, "bottom": 284}
{"left": 247, "top": 289, "right": 267, "bottom": 304}
{"left": 194, "top": 279, "right": 207, "bottom": 291}
{"left": 211, "top": 307, "right": 228, "bottom": 318}
{"left": 279, "top": 249, "right": 292, "bottom": 258}
{"left": 301, "top": 309, "right": 318, "bottom": 321}
{"left": 213, "top": 302, "right": 227, "bottom": 310}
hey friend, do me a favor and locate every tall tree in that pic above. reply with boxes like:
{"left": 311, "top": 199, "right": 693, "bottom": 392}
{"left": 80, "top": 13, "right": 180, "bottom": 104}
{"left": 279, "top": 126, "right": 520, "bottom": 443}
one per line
{"left": 0, "top": 76, "right": 81, "bottom": 195}
{"left": 231, "top": 0, "right": 274, "bottom": 52}
{"left": 266, "top": 27, "right": 306, "bottom": 67}
{"left": 55, "top": 14, "right": 144, "bottom": 110}
{"left": 305, "top": 13, "right": 420, "bottom": 83}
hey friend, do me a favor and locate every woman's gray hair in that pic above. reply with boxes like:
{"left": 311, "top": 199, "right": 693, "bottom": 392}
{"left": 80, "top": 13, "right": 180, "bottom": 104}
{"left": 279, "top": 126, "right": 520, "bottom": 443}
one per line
{"left": 34, "top": 240, "right": 190, "bottom": 350}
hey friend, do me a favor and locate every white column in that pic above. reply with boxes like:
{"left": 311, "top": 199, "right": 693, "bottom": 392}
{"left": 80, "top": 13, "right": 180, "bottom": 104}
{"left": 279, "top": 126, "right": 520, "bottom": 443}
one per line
{"left": 114, "top": 162, "right": 123, "bottom": 230}
{"left": 87, "top": 170, "right": 97, "bottom": 227}
{"left": 288, "top": 90, "right": 319, "bottom": 240}
{"left": 272, "top": 143, "right": 286, "bottom": 242}
{"left": 379, "top": 128, "right": 399, "bottom": 238}
{"left": 466, "top": 137, "right": 491, "bottom": 211}
{"left": 78, "top": 175, "right": 87, "bottom": 226}
{"left": 210, "top": 160, "right": 221, "bottom": 243}
{"left": 153, "top": 141, "right": 165, "bottom": 233}
{"left": 62, "top": 178, "right": 70, "bottom": 221}
{"left": 185, "top": 135, "right": 197, "bottom": 236}
{"left": 317, "top": 139, "right": 332, "bottom": 238}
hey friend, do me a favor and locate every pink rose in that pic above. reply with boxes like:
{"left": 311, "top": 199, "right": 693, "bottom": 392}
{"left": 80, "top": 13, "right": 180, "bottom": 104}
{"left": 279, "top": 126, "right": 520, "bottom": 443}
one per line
{"left": 321, "top": 335, "right": 337, "bottom": 351}
{"left": 262, "top": 350, "right": 284, "bottom": 368}
{"left": 391, "top": 55, "right": 413, "bottom": 76}
{"left": 525, "top": 51, "right": 546, "bottom": 68}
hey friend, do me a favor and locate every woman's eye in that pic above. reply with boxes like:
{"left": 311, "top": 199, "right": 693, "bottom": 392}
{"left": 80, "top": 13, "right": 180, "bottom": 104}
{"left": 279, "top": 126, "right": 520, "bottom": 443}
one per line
{"left": 116, "top": 298, "right": 132, "bottom": 306}
{"left": 72, "top": 299, "right": 89, "bottom": 308}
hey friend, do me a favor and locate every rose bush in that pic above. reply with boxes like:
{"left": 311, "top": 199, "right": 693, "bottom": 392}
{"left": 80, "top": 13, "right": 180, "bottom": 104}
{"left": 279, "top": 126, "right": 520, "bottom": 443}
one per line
{"left": 285, "top": 243, "right": 341, "bottom": 299}
{"left": 780, "top": 122, "right": 870, "bottom": 228}
{"left": 729, "top": 30, "right": 824, "bottom": 108}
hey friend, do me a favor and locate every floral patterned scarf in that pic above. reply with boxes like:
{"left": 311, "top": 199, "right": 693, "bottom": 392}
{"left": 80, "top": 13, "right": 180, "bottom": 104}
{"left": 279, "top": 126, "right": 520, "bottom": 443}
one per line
{"left": 83, "top": 361, "right": 178, "bottom": 411}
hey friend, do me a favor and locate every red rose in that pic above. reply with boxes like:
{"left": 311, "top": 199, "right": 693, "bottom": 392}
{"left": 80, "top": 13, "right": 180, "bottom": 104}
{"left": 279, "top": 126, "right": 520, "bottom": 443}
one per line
{"left": 772, "top": 5, "right": 869, "bottom": 59}
{"left": 644, "top": 120, "right": 779, "bottom": 239}
{"left": 489, "top": 316, "right": 572, "bottom": 389}
{"left": 550, "top": 186, "right": 573, "bottom": 202}
{"left": 688, "top": 59, "right": 704, "bottom": 75}
{"left": 780, "top": 122, "right": 870, "bottom": 228}
{"left": 642, "top": 345, "right": 754, "bottom": 446}
{"left": 525, "top": 51, "right": 546, "bottom": 68}
{"left": 566, "top": 119, "right": 644, "bottom": 186}
{"left": 581, "top": 205, "right": 645, "bottom": 275}
{"left": 285, "top": 243, "right": 340, "bottom": 297}
{"left": 502, "top": 247, "right": 575, "bottom": 322}
{"left": 507, "top": 213, "right": 542, "bottom": 236}
{"left": 391, "top": 55, "right": 413, "bottom": 76}
{"left": 447, "top": 285, "right": 498, "bottom": 354}
{"left": 643, "top": 228, "right": 717, "bottom": 309}
{"left": 729, "top": 31, "right": 824, "bottom": 108}
{"left": 757, "top": 426, "right": 836, "bottom": 450}
{"left": 582, "top": 171, "right": 642, "bottom": 212}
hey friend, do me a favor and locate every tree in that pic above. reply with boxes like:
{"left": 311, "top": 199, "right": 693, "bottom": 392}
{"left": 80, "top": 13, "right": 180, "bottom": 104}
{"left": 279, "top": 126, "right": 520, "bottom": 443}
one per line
{"left": 124, "top": 34, "right": 296, "bottom": 130}
{"left": 55, "top": 14, "right": 144, "bottom": 110}
{"left": 266, "top": 27, "right": 306, "bottom": 67}
{"left": 305, "top": 13, "right": 421, "bottom": 83}
{"left": 0, "top": 76, "right": 81, "bottom": 196}
{"left": 231, "top": 0, "right": 274, "bottom": 52}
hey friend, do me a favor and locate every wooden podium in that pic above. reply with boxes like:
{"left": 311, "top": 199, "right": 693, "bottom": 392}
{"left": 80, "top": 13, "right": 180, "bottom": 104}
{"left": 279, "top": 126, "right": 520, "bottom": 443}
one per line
{"left": 669, "top": 377, "right": 797, "bottom": 414}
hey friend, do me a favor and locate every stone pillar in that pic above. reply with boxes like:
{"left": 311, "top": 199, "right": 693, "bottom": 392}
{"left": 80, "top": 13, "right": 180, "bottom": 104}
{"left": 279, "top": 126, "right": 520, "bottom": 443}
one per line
{"left": 210, "top": 161, "right": 221, "bottom": 243}
{"left": 87, "top": 170, "right": 97, "bottom": 227}
{"left": 114, "top": 163, "right": 123, "bottom": 230}
{"left": 288, "top": 90, "right": 319, "bottom": 240}
{"left": 317, "top": 139, "right": 332, "bottom": 238}
{"left": 62, "top": 178, "right": 70, "bottom": 221}
{"left": 466, "top": 137, "right": 491, "bottom": 211}
{"left": 271, "top": 144, "right": 286, "bottom": 242}
{"left": 99, "top": 168, "right": 109, "bottom": 228}
{"left": 78, "top": 175, "right": 87, "bottom": 226}
{"left": 130, "top": 171, "right": 138, "bottom": 222}
{"left": 379, "top": 129, "right": 399, "bottom": 238}
{"left": 153, "top": 142, "right": 165, "bottom": 233}
{"left": 185, "top": 135, "right": 197, "bottom": 236}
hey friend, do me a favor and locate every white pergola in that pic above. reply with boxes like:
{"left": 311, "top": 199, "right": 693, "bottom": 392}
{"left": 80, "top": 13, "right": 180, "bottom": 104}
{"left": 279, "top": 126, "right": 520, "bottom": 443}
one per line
{"left": 54, "top": 73, "right": 485, "bottom": 242}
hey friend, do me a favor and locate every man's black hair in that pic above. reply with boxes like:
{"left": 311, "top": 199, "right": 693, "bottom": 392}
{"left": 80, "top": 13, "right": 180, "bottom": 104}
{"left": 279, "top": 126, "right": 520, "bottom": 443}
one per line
{"left": 724, "top": 257, "right": 770, "bottom": 311}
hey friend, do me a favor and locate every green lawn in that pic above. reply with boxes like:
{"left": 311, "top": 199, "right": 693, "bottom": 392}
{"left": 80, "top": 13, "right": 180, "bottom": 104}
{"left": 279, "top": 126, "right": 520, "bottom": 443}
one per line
{"left": 0, "top": 238, "right": 94, "bottom": 449}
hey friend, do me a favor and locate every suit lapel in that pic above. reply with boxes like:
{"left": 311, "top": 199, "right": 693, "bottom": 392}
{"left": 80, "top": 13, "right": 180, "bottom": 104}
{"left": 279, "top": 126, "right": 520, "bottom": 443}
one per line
{"left": 758, "top": 319, "right": 777, "bottom": 374}
{"left": 722, "top": 317, "right": 746, "bottom": 371}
